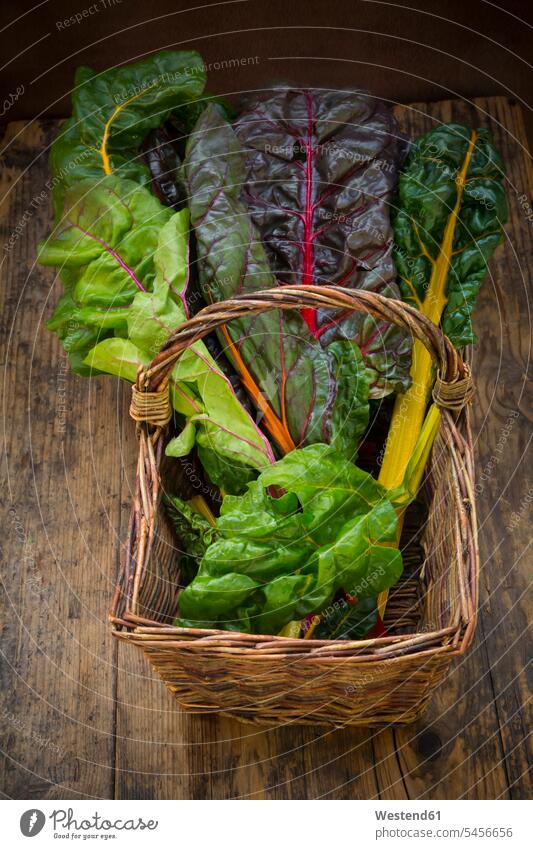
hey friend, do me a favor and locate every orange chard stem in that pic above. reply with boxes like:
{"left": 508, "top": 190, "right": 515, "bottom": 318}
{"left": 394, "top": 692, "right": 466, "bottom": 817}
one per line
{"left": 219, "top": 324, "right": 296, "bottom": 456}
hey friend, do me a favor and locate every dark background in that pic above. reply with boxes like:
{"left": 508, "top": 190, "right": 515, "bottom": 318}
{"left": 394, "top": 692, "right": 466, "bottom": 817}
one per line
{"left": 1, "top": 0, "right": 531, "bottom": 137}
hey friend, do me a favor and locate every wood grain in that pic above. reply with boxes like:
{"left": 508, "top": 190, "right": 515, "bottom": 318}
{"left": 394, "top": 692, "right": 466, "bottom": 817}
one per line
{"left": 0, "top": 121, "right": 120, "bottom": 798}
{"left": 0, "top": 96, "right": 530, "bottom": 799}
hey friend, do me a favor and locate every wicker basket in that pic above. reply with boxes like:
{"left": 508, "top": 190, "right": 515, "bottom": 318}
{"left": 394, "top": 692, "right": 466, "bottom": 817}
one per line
{"left": 109, "top": 285, "right": 478, "bottom": 727}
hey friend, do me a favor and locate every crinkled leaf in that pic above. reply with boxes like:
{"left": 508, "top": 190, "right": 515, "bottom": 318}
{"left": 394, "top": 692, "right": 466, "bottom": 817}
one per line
{"left": 177, "top": 444, "right": 402, "bottom": 633}
{"left": 39, "top": 176, "right": 172, "bottom": 308}
{"left": 315, "top": 596, "right": 379, "bottom": 640}
{"left": 46, "top": 287, "right": 112, "bottom": 375}
{"left": 126, "top": 210, "right": 190, "bottom": 356}
{"left": 39, "top": 176, "right": 172, "bottom": 364}
{"left": 234, "top": 88, "right": 412, "bottom": 396}
{"left": 73, "top": 51, "right": 206, "bottom": 167}
{"left": 49, "top": 51, "right": 206, "bottom": 218}
{"left": 314, "top": 596, "right": 378, "bottom": 640}
{"left": 327, "top": 340, "right": 369, "bottom": 456}
{"left": 127, "top": 279, "right": 185, "bottom": 357}
{"left": 39, "top": 175, "right": 274, "bottom": 493}
{"left": 153, "top": 206, "right": 189, "bottom": 297}
{"left": 196, "top": 442, "right": 258, "bottom": 496}
{"left": 49, "top": 118, "right": 150, "bottom": 220}
{"left": 185, "top": 104, "right": 370, "bottom": 458}
{"left": 393, "top": 123, "right": 507, "bottom": 347}
{"left": 142, "top": 126, "right": 184, "bottom": 209}
{"left": 164, "top": 494, "right": 219, "bottom": 582}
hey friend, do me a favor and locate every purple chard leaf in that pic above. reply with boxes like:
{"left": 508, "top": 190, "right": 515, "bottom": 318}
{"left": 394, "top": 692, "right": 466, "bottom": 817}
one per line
{"left": 234, "top": 87, "right": 412, "bottom": 397}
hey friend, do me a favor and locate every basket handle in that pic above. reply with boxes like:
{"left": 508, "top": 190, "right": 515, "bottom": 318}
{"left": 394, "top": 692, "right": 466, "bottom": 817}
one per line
{"left": 130, "top": 284, "right": 473, "bottom": 427}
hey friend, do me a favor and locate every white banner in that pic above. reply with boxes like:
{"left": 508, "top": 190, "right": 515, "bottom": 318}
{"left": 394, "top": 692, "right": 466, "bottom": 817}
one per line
{"left": 1, "top": 799, "right": 529, "bottom": 848}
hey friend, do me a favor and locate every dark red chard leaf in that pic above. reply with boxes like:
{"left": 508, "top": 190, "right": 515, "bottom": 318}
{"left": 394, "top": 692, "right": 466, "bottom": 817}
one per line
{"left": 142, "top": 126, "right": 184, "bottom": 210}
{"left": 185, "top": 104, "right": 370, "bottom": 458}
{"left": 234, "top": 88, "right": 412, "bottom": 397}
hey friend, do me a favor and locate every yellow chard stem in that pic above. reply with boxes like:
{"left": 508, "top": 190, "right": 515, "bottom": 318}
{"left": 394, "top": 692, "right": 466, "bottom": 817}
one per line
{"left": 99, "top": 85, "right": 157, "bottom": 175}
{"left": 189, "top": 495, "right": 217, "bottom": 527}
{"left": 377, "top": 129, "right": 477, "bottom": 619}
{"left": 400, "top": 403, "right": 442, "bottom": 502}
{"left": 303, "top": 615, "right": 321, "bottom": 640}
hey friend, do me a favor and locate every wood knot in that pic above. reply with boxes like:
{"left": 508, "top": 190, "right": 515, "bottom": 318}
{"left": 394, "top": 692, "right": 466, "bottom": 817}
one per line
{"left": 417, "top": 729, "right": 443, "bottom": 760}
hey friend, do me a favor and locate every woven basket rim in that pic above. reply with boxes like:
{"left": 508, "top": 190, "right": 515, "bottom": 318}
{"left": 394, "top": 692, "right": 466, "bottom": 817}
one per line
{"left": 110, "top": 618, "right": 469, "bottom": 656}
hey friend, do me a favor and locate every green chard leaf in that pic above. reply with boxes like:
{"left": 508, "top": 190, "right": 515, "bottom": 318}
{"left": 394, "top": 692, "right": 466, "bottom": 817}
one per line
{"left": 166, "top": 421, "right": 196, "bottom": 457}
{"left": 49, "top": 51, "right": 207, "bottom": 218}
{"left": 169, "top": 343, "right": 276, "bottom": 490}
{"left": 84, "top": 337, "right": 150, "bottom": 383}
{"left": 184, "top": 104, "right": 370, "bottom": 460}
{"left": 176, "top": 444, "right": 402, "bottom": 634}
{"left": 73, "top": 51, "right": 206, "bottom": 161}
{"left": 164, "top": 495, "right": 219, "bottom": 582}
{"left": 38, "top": 175, "right": 173, "bottom": 370}
{"left": 314, "top": 596, "right": 378, "bottom": 640}
{"left": 393, "top": 123, "right": 507, "bottom": 347}
{"left": 38, "top": 175, "right": 274, "bottom": 492}
{"left": 48, "top": 117, "right": 151, "bottom": 221}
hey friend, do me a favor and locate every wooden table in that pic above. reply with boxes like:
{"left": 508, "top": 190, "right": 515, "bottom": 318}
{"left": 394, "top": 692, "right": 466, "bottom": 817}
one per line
{"left": 0, "top": 96, "right": 531, "bottom": 800}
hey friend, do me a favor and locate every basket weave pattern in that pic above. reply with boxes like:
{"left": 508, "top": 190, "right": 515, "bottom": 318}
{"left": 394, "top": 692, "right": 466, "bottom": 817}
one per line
{"left": 110, "top": 285, "right": 478, "bottom": 727}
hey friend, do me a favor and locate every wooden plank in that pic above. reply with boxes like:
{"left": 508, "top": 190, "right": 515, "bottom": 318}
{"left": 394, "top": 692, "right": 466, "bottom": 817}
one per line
{"left": 465, "top": 95, "right": 532, "bottom": 800}
{"left": 0, "top": 121, "right": 120, "bottom": 798}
